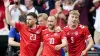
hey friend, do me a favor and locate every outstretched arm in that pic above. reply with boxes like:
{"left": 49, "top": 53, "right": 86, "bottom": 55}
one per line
{"left": 4, "top": 0, "right": 15, "bottom": 27}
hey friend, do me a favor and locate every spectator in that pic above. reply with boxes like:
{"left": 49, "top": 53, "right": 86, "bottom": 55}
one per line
{"left": 62, "top": 0, "right": 78, "bottom": 11}
{"left": 24, "top": 0, "right": 38, "bottom": 15}
{"left": 93, "top": 0, "right": 100, "bottom": 52}
{"left": 9, "top": 0, "right": 27, "bottom": 22}
{"left": 50, "top": 0, "right": 69, "bottom": 29}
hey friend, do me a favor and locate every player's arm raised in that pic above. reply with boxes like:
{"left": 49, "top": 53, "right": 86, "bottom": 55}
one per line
{"left": 4, "top": 0, "right": 15, "bottom": 27}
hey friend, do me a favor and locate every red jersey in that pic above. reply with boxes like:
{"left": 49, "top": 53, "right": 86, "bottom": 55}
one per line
{"left": 50, "top": 9, "right": 69, "bottom": 29}
{"left": 63, "top": 24, "right": 91, "bottom": 56}
{"left": 41, "top": 29, "right": 66, "bottom": 56}
{"left": 0, "top": 6, "right": 5, "bottom": 29}
{"left": 15, "top": 22, "right": 46, "bottom": 56}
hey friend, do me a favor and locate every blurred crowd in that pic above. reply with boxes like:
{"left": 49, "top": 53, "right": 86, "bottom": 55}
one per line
{"left": 0, "top": 0, "right": 100, "bottom": 55}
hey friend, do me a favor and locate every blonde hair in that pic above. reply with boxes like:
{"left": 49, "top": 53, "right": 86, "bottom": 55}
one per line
{"left": 69, "top": 10, "right": 80, "bottom": 16}
{"left": 38, "top": 13, "right": 48, "bottom": 20}
{"left": 48, "top": 16, "right": 57, "bottom": 20}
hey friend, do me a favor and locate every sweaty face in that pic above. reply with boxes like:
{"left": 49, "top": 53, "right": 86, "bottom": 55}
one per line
{"left": 47, "top": 16, "right": 56, "bottom": 30}
{"left": 26, "top": 16, "right": 36, "bottom": 27}
{"left": 38, "top": 17, "right": 46, "bottom": 26}
{"left": 68, "top": 14, "right": 79, "bottom": 26}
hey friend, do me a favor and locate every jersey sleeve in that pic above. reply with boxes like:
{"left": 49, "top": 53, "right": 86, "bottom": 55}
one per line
{"left": 15, "top": 22, "right": 24, "bottom": 32}
{"left": 83, "top": 26, "right": 92, "bottom": 40}
{"left": 41, "top": 30, "right": 44, "bottom": 42}
{"left": 60, "top": 30, "right": 67, "bottom": 40}
{"left": 8, "top": 28, "right": 15, "bottom": 38}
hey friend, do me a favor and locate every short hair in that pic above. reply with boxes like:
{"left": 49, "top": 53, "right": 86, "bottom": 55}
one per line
{"left": 38, "top": 13, "right": 48, "bottom": 20}
{"left": 19, "top": 15, "right": 26, "bottom": 23}
{"left": 69, "top": 10, "right": 80, "bottom": 16}
{"left": 27, "top": 12, "right": 37, "bottom": 19}
{"left": 48, "top": 16, "right": 57, "bottom": 20}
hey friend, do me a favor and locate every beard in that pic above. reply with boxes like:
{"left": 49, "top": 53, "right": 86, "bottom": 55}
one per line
{"left": 27, "top": 23, "right": 33, "bottom": 28}
{"left": 48, "top": 24, "right": 55, "bottom": 30}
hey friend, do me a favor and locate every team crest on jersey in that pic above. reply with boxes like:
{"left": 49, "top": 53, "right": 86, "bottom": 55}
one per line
{"left": 54, "top": 33, "right": 58, "bottom": 36}
{"left": 74, "top": 31, "right": 78, "bottom": 36}
{"left": 36, "top": 31, "right": 40, "bottom": 34}
{"left": 46, "top": 34, "right": 49, "bottom": 36}
{"left": 67, "top": 32, "right": 69, "bottom": 35}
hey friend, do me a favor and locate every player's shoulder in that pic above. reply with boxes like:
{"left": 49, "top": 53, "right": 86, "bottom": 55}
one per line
{"left": 42, "top": 29, "right": 49, "bottom": 35}
{"left": 78, "top": 24, "right": 87, "bottom": 29}
{"left": 63, "top": 25, "right": 69, "bottom": 31}
{"left": 42, "top": 29, "right": 48, "bottom": 32}
{"left": 37, "top": 25, "right": 47, "bottom": 30}
{"left": 63, "top": 25, "right": 68, "bottom": 29}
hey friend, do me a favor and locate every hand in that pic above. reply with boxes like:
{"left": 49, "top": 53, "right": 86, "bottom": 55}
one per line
{"left": 93, "top": 0, "right": 99, "bottom": 3}
{"left": 55, "top": 26, "right": 61, "bottom": 32}
{"left": 57, "top": 7, "right": 62, "bottom": 14}
{"left": 80, "top": 50, "right": 87, "bottom": 56}
{"left": 4, "top": 0, "right": 10, "bottom": 8}
{"left": 55, "top": 45, "right": 62, "bottom": 50}
{"left": 74, "top": 0, "right": 79, "bottom": 5}
{"left": 63, "top": 47, "right": 68, "bottom": 52}
{"left": 58, "top": 13, "right": 66, "bottom": 19}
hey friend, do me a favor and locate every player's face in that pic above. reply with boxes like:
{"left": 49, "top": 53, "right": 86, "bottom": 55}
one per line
{"left": 47, "top": 17, "right": 56, "bottom": 30}
{"left": 68, "top": 14, "right": 79, "bottom": 26}
{"left": 26, "top": 16, "right": 36, "bottom": 27}
{"left": 38, "top": 17, "right": 47, "bottom": 26}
